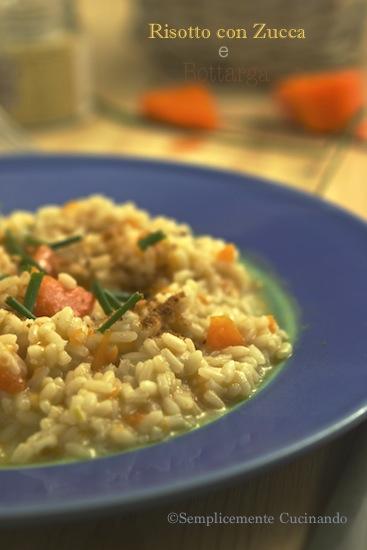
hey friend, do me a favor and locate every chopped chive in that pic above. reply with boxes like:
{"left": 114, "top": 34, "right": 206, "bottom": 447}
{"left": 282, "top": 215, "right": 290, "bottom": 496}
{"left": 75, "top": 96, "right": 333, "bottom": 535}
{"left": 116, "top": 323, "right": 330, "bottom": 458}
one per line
{"left": 24, "top": 272, "right": 44, "bottom": 313}
{"left": 0, "top": 273, "right": 10, "bottom": 281}
{"left": 5, "top": 296, "right": 36, "bottom": 320}
{"left": 20, "top": 256, "right": 44, "bottom": 272}
{"left": 49, "top": 235, "right": 82, "bottom": 250}
{"left": 19, "top": 261, "right": 33, "bottom": 273}
{"left": 4, "top": 230, "right": 24, "bottom": 256}
{"left": 104, "top": 289, "right": 123, "bottom": 310}
{"left": 138, "top": 230, "right": 166, "bottom": 251}
{"left": 108, "top": 289, "right": 132, "bottom": 302}
{"left": 104, "top": 288, "right": 133, "bottom": 309}
{"left": 24, "top": 235, "right": 46, "bottom": 247}
{"left": 4, "top": 230, "right": 44, "bottom": 272}
{"left": 97, "top": 292, "right": 143, "bottom": 333}
{"left": 25, "top": 234, "right": 82, "bottom": 250}
{"left": 92, "top": 281, "right": 113, "bottom": 315}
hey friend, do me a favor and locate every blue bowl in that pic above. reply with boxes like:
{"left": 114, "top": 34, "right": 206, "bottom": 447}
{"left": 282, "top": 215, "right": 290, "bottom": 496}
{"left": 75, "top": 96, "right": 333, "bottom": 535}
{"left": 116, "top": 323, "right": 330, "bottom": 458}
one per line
{"left": 0, "top": 154, "right": 366, "bottom": 521}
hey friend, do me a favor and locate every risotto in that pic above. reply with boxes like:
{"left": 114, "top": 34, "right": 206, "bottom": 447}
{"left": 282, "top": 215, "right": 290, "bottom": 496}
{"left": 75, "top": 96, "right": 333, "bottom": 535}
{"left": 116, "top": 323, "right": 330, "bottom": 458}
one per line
{"left": 0, "top": 196, "right": 292, "bottom": 465}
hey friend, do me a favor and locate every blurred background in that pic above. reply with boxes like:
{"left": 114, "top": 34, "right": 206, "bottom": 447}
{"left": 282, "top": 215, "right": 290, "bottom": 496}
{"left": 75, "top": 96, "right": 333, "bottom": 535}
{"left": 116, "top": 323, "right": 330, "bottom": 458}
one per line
{"left": 0, "top": 0, "right": 366, "bottom": 211}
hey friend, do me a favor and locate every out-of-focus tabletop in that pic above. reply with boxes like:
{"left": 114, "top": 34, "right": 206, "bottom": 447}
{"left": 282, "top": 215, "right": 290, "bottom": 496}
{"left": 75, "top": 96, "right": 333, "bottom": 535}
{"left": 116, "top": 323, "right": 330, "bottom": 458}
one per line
{"left": 0, "top": 1, "right": 366, "bottom": 549}
{"left": 29, "top": 0, "right": 367, "bottom": 215}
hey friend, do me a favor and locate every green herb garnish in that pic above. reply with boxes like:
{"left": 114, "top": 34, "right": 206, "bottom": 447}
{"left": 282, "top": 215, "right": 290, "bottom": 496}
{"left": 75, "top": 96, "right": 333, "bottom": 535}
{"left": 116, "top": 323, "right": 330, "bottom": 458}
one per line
{"left": 24, "top": 235, "right": 46, "bottom": 247}
{"left": 0, "top": 273, "right": 10, "bottom": 281}
{"left": 5, "top": 296, "right": 36, "bottom": 320}
{"left": 97, "top": 292, "right": 143, "bottom": 333}
{"left": 92, "top": 281, "right": 113, "bottom": 315}
{"left": 4, "top": 230, "right": 44, "bottom": 272}
{"left": 24, "top": 272, "right": 44, "bottom": 313}
{"left": 4, "top": 230, "right": 24, "bottom": 256}
{"left": 109, "top": 289, "right": 132, "bottom": 302}
{"left": 103, "top": 288, "right": 133, "bottom": 310}
{"left": 138, "top": 230, "right": 166, "bottom": 251}
{"left": 104, "top": 289, "right": 123, "bottom": 310}
{"left": 19, "top": 259, "right": 43, "bottom": 272}
{"left": 19, "top": 261, "right": 34, "bottom": 273}
{"left": 49, "top": 235, "right": 82, "bottom": 250}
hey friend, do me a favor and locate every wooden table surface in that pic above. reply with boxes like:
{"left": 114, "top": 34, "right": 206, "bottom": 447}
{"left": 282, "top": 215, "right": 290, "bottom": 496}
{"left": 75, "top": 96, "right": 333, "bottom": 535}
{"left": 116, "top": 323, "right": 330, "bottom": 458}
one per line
{"left": 0, "top": 1, "right": 366, "bottom": 547}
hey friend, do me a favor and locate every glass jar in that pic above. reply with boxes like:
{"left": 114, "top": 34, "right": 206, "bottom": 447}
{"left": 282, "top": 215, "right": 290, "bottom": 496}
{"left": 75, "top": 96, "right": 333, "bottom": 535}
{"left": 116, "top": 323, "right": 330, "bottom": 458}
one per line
{"left": 0, "top": 0, "right": 91, "bottom": 126}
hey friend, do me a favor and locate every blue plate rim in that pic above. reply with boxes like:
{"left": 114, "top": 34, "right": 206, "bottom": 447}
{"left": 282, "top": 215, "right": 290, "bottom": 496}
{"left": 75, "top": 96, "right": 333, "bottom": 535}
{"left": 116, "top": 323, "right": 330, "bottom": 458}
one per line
{"left": 0, "top": 407, "right": 363, "bottom": 522}
{"left": 0, "top": 153, "right": 366, "bottom": 520}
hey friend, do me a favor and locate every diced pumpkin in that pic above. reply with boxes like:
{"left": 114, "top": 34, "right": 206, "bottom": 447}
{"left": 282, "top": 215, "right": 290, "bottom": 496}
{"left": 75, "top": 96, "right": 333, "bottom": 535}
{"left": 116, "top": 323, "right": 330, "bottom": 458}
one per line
{"left": 355, "top": 119, "right": 367, "bottom": 141}
{"left": 35, "top": 275, "right": 94, "bottom": 318}
{"left": 62, "top": 200, "right": 79, "bottom": 213}
{"left": 198, "top": 293, "right": 209, "bottom": 305}
{"left": 125, "top": 411, "right": 145, "bottom": 427}
{"left": 267, "top": 314, "right": 278, "bottom": 333}
{"left": 274, "top": 69, "right": 364, "bottom": 133}
{"left": 0, "top": 368, "right": 26, "bottom": 394}
{"left": 92, "top": 333, "right": 118, "bottom": 369}
{"left": 140, "top": 83, "right": 219, "bottom": 130}
{"left": 69, "top": 328, "right": 86, "bottom": 346}
{"left": 217, "top": 244, "right": 236, "bottom": 263}
{"left": 33, "top": 245, "right": 59, "bottom": 275}
{"left": 206, "top": 315, "right": 245, "bottom": 350}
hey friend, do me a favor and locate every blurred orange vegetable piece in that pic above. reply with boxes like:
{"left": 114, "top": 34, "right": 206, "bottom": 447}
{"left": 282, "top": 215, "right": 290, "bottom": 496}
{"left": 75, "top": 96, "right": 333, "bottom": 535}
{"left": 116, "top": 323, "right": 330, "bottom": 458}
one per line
{"left": 275, "top": 69, "right": 364, "bottom": 133}
{"left": 35, "top": 275, "right": 94, "bottom": 318}
{"left": 206, "top": 315, "right": 245, "bottom": 350}
{"left": 217, "top": 244, "right": 236, "bottom": 263}
{"left": 355, "top": 119, "right": 367, "bottom": 141}
{"left": 126, "top": 411, "right": 145, "bottom": 427}
{"left": 92, "top": 333, "right": 118, "bottom": 369}
{"left": 33, "top": 245, "right": 59, "bottom": 275}
{"left": 267, "top": 314, "right": 277, "bottom": 333}
{"left": 0, "top": 368, "right": 25, "bottom": 394}
{"left": 140, "top": 83, "right": 218, "bottom": 130}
